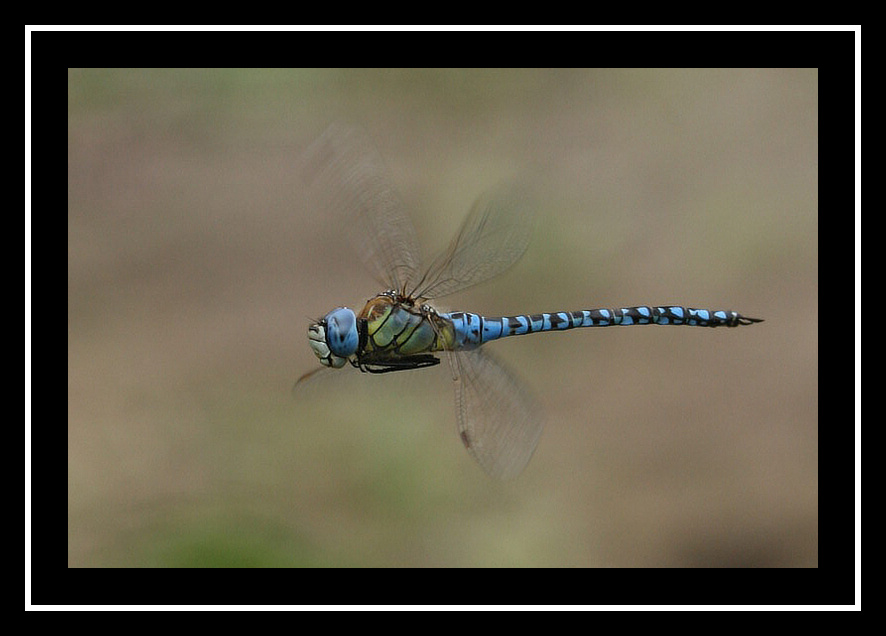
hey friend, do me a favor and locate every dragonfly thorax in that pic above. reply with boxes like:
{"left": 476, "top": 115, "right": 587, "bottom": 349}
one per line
{"left": 308, "top": 307, "right": 359, "bottom": 368}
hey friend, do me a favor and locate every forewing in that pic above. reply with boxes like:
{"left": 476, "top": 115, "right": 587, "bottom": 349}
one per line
{"left": 301, "top": 124, "right": 421, "bottom": 294}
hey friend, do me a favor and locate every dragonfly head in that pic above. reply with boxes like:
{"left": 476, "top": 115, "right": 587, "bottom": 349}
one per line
{"left": 308, "top": 307, "right": 358, "bottom": 368}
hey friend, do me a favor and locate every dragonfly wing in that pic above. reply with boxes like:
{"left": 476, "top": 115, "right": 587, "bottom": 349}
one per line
{"left": 291, "top": 365, "right": 337, "bottom": 394}
{"left": 414, "top": 183, "right": 535, "bottom": 300}
{"left": 302, "top": 124, "right": 422, "bottom": 294}
{"left": 452, "top": 348, "right": 543, "bottom": 480}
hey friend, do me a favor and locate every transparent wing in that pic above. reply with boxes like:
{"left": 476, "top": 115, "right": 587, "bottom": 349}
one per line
{"left": 452, "top": 348, "right": 543, "bottom": 480}
{"left": 301, "top": 124, "right": 422, "bottom": 294}
{"left": 412, "top": 183, "right": 536, "bottom": 300}
{"left": 291, "top": 364, "right": 336, "bottom": 393}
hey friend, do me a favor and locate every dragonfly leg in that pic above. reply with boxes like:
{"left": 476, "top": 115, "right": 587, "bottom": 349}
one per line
{"left": 352, "top": 354, "right": 442, "bottom": 374}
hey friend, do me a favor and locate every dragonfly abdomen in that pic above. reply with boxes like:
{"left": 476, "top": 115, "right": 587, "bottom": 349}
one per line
{"left": 444, "top": 306, "right": 762, "bottom": 349}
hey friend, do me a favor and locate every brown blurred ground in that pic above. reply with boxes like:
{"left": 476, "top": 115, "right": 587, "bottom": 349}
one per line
{"left": 67, "top": 68, "right": 817, "bottom": 567}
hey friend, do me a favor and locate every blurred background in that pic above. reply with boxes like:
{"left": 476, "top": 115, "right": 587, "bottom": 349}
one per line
{"left": 67, "top": 68, "right": 817, "bottom": 567}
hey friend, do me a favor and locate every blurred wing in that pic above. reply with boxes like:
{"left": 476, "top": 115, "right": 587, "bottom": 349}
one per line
{"left": 291, "top": 365, "right": 336, "bottom": 394}
{"left": 412, "top": 183, "right": 535, "bottom": 300}
{"left": 301, "top": 124, "right": 421, "bottom": 294}
{"left": 452, "top": 348, "right": 543, "bottom": 480}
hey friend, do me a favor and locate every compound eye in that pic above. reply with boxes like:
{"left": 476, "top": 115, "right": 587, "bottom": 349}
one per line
{"left": 325, "top": 307, "right": 358, "bottom": 358}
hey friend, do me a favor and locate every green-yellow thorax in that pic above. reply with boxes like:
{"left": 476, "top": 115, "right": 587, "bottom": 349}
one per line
{"left": 358, "top": 294, "right": 457, "bottom": 356}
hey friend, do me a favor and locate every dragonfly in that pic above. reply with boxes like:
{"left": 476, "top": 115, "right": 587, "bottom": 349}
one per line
{"left": 296, "top": 125, "right": 762, "bottom": 479}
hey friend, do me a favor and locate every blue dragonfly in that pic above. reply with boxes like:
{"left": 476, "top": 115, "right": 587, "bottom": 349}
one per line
{"left": 297, "top": 125, "right": 762, "bottom": 479}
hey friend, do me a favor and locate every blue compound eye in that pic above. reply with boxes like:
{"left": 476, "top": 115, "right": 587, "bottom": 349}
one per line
{"left": 325, "top": 307, "right": 358, "bottom": 357}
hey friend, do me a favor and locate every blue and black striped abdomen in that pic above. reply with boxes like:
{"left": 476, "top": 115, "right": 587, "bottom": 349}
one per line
{"left": 443, "top": 306, "right": 763, "bottom": 349}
